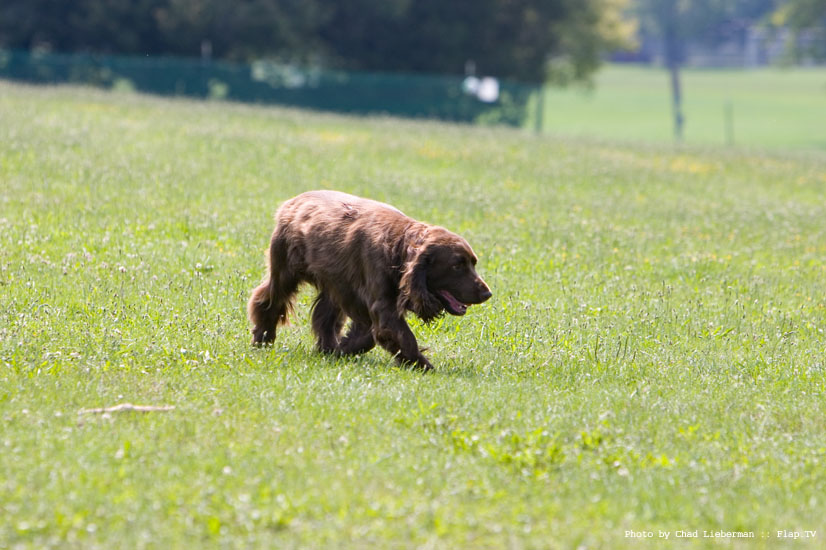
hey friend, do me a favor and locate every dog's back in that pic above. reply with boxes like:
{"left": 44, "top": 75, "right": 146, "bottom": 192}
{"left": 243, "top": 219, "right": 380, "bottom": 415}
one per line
{"left": 276, "top": 190, "right": 405, "bottom": 232}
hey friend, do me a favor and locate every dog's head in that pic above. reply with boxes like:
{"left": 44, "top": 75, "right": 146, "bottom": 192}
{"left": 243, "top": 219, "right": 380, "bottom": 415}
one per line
{"left": 399, "top": 227, "right": 492, "bottom": 323}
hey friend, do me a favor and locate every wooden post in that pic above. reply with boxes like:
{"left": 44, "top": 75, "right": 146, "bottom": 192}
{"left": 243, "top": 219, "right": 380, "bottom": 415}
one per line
{"left": 724, "top": 100, "right": 734, "bottom": 146}
{"left": 535, "top": 86, "right": 544, "bottom": 135}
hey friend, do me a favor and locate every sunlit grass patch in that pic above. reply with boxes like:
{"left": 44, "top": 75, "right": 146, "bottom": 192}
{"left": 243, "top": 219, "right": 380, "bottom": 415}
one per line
{"left": 1, "top": 80, "right": 825, "bottom": 549}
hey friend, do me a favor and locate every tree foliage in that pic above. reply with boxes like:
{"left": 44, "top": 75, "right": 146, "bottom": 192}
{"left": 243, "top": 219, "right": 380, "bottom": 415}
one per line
{"left": 0, "top": 0, "right": 634, "bottom": 83}
{"left": 316, "top": 0, "right": 635, "bottom": 83}
{"left": 772, "top": 0, "right": 826, "bottom": 59}
{"left": 774, "top": 0, "right": 826, "bottom": 27}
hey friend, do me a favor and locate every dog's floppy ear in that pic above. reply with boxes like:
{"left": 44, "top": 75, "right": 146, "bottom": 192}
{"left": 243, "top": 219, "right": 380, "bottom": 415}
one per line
{"left": 398, "top": 243, "right": 443, "bottom": 323}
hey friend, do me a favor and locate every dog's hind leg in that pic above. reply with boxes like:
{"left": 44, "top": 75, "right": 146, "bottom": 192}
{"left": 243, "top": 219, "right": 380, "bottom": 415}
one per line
{"left": 311, "top": 291, "right": 346, "bottom": 353}
{"left": 248, "top": 235, "right": 300, "bottom": 345}
{"left": 337, "top": 321, "right": 376, "bottom": 356}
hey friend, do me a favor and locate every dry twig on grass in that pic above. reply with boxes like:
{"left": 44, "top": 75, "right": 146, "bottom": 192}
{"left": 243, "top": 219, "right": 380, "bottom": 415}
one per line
{"left": 78, "top": 403, "right": 176, "bottom": 415}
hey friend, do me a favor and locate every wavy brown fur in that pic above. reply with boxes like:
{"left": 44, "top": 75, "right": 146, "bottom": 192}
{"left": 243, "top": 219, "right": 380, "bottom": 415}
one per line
{"left": 247, "top": 190, "right": 491, "bottom": 370}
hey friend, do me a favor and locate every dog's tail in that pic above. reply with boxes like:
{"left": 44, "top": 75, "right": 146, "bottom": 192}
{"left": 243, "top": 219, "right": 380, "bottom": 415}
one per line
{"left": 247, "top": 234, "right": 298, "bottom": 345}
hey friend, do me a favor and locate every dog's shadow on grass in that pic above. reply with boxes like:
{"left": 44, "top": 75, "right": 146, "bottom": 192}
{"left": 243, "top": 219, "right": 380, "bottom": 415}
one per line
{"left": 245, "top": 340, "right": 488, "bottom": 379}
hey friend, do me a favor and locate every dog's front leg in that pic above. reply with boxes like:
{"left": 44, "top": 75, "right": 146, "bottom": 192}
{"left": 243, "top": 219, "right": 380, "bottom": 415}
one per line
{"left": 370, "top": 305, "right": 433, "bottom": 371}
{"left": 337, "top": 321, "right": 376, "bottom": 356}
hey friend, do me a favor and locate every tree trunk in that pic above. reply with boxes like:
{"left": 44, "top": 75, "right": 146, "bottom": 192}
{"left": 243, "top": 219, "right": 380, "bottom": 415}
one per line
{"left": 668, "top": 60, "right": 684, "bottom": 141}
{"left": 662, "top": 3, "right": 684, "bottom": 142}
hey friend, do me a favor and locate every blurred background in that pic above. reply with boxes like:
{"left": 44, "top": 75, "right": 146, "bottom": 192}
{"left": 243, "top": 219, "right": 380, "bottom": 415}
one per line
{"left": 1, "top": 0, "right": 824, "bottom": 149}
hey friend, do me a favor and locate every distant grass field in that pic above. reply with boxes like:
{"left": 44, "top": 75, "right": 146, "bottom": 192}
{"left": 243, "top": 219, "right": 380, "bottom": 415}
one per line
{"left": 2, "top": 80, "right": 826, "bottom": 549}
{"left": 534, "top": 65, "right": 826, "bottom": 150}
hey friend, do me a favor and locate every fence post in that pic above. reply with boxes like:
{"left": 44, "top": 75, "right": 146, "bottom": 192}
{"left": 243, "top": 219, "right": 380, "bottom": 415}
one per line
{"left": 724, "top": 100, "right": 734, "bottom": 146}
{"left": 534, "top": 85, "right": 544, "bottom": 134}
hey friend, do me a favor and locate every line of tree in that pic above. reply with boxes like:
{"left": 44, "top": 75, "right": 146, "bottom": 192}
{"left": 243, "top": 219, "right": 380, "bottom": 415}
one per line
{"left": 0, "top": 0, "right": 635, "bottom": 84}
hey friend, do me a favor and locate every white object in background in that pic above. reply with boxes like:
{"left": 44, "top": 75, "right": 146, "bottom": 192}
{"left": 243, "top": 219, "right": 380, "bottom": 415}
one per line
{"left": 461, "top": 76, "right": 500, "bottom": 103}
{"left": 476, "top": 77, "right": 499, "bottom": 103}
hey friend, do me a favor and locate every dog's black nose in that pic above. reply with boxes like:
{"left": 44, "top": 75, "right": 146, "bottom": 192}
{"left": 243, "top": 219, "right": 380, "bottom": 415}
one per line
{"left": 479, "top": 288, "right": 492, "bottom": 302}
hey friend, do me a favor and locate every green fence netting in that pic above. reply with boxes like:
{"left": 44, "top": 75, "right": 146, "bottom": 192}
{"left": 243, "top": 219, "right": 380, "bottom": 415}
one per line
{"left": 0, "top": 49, "right": 538, "bottom": 125}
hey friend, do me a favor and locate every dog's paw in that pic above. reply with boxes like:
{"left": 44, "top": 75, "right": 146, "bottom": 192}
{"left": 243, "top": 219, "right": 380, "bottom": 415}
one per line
{"left": 251, "top": 328, "right": 275, "bottom": 346}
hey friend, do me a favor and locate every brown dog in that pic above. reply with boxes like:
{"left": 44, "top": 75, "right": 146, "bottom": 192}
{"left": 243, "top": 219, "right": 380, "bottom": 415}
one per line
{"left": 247, "top": 190, "right": 491, "bottom": 370}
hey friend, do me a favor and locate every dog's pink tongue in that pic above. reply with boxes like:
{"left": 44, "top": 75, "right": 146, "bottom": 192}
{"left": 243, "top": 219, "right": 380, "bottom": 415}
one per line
{"left": 438, "top": 290, "right": 468, "bottom": 315}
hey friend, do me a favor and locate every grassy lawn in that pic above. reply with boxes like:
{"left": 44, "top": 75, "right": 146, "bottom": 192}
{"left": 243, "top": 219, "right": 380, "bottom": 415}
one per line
{"left": 2, "top": 79, "right": 826, "bottom": 549}
{"left": 535, "top": 65, "right": 826, "bottom": 150}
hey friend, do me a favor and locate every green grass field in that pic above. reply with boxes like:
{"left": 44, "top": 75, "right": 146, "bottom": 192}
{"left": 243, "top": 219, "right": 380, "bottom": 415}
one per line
{"left": 1, "top": 78, "right": 826, "bottom": 549}
{"left": 535, "top": 65, "right": 826, "bottom": 150}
